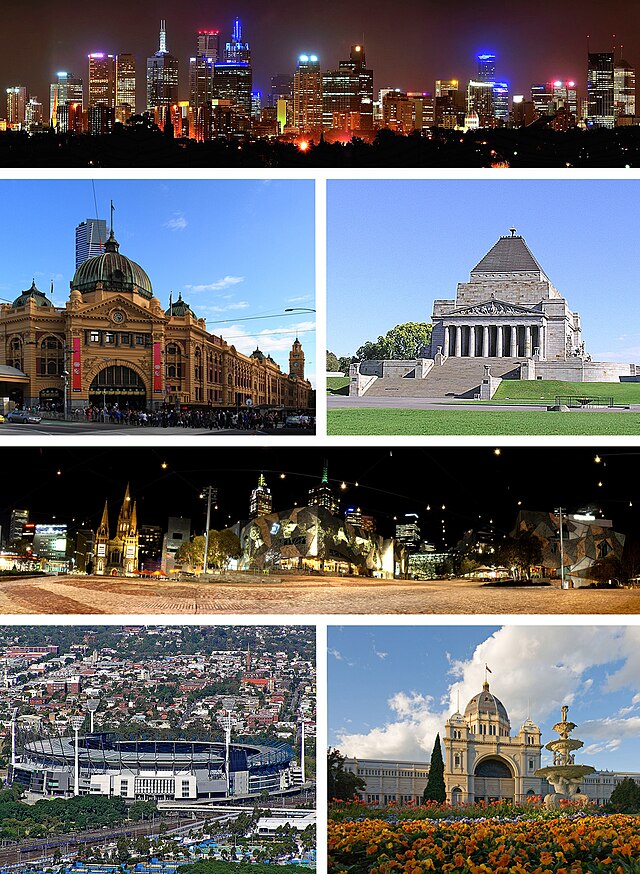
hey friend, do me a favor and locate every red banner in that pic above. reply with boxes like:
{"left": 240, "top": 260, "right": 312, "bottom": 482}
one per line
{"left": 72, "top": 337, "right": 82, "bottom": 391}
{"left": 153, "top": 342, "right": 163, "bottom": 392}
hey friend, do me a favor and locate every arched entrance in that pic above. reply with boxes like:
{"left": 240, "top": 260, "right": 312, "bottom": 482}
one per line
{"left": 474, "top": 757, "right": 515, "bottom": 803}
{"left": 89, "top": 365, "right": 147, "bottom": 410}
{"left": 451, "top": 787, "right": 463, "bottom": 806}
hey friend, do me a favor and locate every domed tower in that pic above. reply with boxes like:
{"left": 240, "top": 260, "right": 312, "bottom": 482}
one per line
{"left": 70, "top": 230, "right": 154, "bottom": 302}
{"left": 12, "top": 280, "right": 54, "bottom": 310}
{"left": 443, "top": 677, "right": 544, "bottom": 805}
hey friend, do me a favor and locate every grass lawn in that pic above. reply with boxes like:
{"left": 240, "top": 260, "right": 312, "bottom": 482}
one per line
{"left": 327, "top": 376, "right": 350, "bottom": 395}
{"left": 493, "top": 379, "right": 640, "bottom": 404}
{"left": 327, "top": 408, "right": 640, "bottom": 436}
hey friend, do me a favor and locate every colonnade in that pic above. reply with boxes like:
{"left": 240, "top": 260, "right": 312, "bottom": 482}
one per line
{"left": 443, "top": 323, "right": 544, "bottom": 359}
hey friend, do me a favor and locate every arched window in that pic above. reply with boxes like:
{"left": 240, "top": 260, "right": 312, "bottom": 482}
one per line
{"left": 38, "top": 335, "right": 64, "bottom": 376}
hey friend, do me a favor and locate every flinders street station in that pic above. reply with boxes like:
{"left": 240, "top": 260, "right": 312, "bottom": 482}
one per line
{"left": 0, "top": 230, "right": 312, "bottom": 414}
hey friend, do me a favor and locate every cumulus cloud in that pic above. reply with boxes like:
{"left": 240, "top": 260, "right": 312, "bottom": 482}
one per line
{"left": 164, "top": 212, "right": 188, "bottom": 231}
{"left": 185, "top": 276, "right": 244, "bottom": 293}
{"left": 337, "top": 627, "right": 640, "bottom": 761}
{"left": 221, "top": 320, "right": 315, "bottom": 358}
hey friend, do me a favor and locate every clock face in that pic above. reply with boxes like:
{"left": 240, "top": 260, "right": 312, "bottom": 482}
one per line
{"left": 112, "top": 310, "right": 125, "bottom": 323}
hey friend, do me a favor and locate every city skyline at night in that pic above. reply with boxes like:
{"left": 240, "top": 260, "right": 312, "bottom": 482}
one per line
{"left": 1, "top": 4, "right": 637, "bottom": 120}
{"left": 4, "top": 446, "right": 640, "bottom": 548}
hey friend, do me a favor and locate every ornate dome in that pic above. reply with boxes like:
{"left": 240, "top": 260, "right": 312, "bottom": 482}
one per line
{"left": 72, "top": 231, "right": 153, "bottom": 299}
{"left": 165, "top": 292, "right": 195, "bottom": 317}
{"left": 12, "top": 280, "right": 54, "bottom": 309}
{"left": 464, "top": 681, "right": 509, "bottom": 724}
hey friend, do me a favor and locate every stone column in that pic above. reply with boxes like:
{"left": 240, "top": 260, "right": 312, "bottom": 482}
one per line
{"left": 539, "top": 325, "right": 545, "bottom": 360}
{"left": 454, "top": 325, "right": 461, "bottom": 357}
{"left": 444, "top": 326, "right": 450, "bottom": 357}
{"left": 525, "top": 325, "right": 532, "bottom": 358}
{"left": 482, "top": 325, "right": 489, "bottom": 358}
{"left": 496, "top": 324, "right": 503, "bottom": 357}
{"left": 469, "top": 325, "right": 476, "bottom": 357}
{"left": 510, "top": 325, "right": 518, "bottom": 357}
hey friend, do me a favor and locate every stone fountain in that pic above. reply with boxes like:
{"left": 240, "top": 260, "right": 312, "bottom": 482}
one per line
{"left": 535, "top": 705, "right": 595, "bottom": 810}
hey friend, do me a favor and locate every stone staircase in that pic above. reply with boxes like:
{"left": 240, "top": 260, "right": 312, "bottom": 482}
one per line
{"left": 364, "top": 358, "right": 523, "bottom": 398}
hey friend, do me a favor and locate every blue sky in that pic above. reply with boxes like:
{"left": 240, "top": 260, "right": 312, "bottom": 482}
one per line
{"left": 0, "top": 179, "right": 316, "bottom": 385}
{"left": 329, "top": 625, "right": 640, "bottom": 773}
{"left": 327, "top": 179, "right": 640, "bottom": 367}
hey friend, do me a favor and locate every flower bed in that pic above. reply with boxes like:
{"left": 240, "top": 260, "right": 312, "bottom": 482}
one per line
{"left": 328, "top": 814, "right": 640, "bottom": 873}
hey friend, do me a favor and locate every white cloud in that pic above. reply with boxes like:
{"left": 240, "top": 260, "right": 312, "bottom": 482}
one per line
{"left": 185, "top": 276, "right": 244, "bottom": 293}
{"left": 164, "top": 212, "right": 188, "bottom": 231}
{"left": 337, "top": 627, "right": 640, "bottom": 761}
{"left": 221, "top": 320, "right": 315, "bottom": 358}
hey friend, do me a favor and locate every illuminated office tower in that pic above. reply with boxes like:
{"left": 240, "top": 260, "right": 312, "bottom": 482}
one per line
{"left": 477, "top": 52, "right": 496, "bottom": 82}
{"left": 75, "top": 218, "right": 108, "bottom": 268}
{"left": 88, "top": 54, "right": 116, "bottom": 107}
{"left": 467, "top": 80, "right": 494, "bottom": 126}
{"left": 189, "top": 30, "right": 220, "bottom": 137}
{"left": 322, "top": 66, "right": 359, "bottom": 130}
{"left": 249, "top": 473, "right": 272, "bottom": 519}
{"left": 271, "top": 74, "right": 293, "bottom": 105}
{"left": 308, "top": 461, "right": 339, "bottom": 516}
{"left": 293, "top": 54, "right": 323, "bottom": 133}
{"left": 435, "top": 79, "right": 462, "bottom": 126}
{"left": 49, "top": 72, "right": 83, "bottom": 126}
{"left": 492, "top": 81, "right": 509, "bottom": 121}
{"left": 5, "top": 86, "right": 26, "bottom": 127}
{"left": 116, "top": 53, "right": 136, "bottom": 118}
{"left": 146, "top": 19, "right": 179, "bottom": 111}
{"left": 339, "top": 44, "right": 374, "bottom": 130}
{"left": 531, "top": 82, "right": 554, "bottom": 116}
{"left": 224, "top": 17, "right": 250, "bottom": 63}
{"left": 614, "top": 59, "right": 636, "bottom": 117}
{"left": 25, "top": 97, "right": 44, "bottom": 128}
{"left": 587, "top": 52, "right": 614, "bottom": 127}
{"left": 9, "top": 509, "right": 29, "bottom": 545}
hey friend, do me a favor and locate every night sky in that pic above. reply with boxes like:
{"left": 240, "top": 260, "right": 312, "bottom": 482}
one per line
{"left": 2, "top": 446, "right": 640, "bottom": 548}
{"left": 2, "top": 0, "right": 638, "bottom": 106}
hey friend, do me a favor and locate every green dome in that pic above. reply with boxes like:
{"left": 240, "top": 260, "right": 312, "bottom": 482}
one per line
{"left": 72, "top": 231, "right": 153, "bottom": 299}
{"left": 165, "top": 292, "right": 195, "bottom": 317}
{"left": 12, "top": 280, "right": 54, "bottom": 308}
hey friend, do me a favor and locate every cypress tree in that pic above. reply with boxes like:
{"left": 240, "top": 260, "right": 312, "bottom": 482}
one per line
{"left": 423, "top": 733, "right": 446, "bottom": 803}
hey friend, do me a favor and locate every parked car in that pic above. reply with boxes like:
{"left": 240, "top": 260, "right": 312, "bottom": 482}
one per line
{"left": 6, "top": 410, "right": 42, "bottom": 424}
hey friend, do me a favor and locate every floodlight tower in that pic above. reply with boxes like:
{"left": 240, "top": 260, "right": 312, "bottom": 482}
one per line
{"left": 10, "top": 707, "right": 18, "bottom": 768}
{"left": 86, "top": 698, "right": 100, "bottom": 733}
{"left": 219, "top": 714, "right": 233, "bottom": 795}
{"left": 69, "top": 714, "right": 85, "bottom": 796}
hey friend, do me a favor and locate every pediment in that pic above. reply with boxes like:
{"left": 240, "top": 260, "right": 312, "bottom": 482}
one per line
{"left": 71, "top": 295, "right": 164, "bottom": 323}
{"left": 450, "top": 299, "right": 536, "bottom": 317}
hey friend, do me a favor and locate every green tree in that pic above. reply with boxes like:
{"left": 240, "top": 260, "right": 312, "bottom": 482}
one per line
{"left": 356, "top": 322, "right": 432, "bottom": 360}
{"left": 589, "top": 553, "right": 624, "bottom": 585}
{"left": 328, "top": 748, "right": 366, "bottom": 801}
{"left": 326, "top": 350, "right": 340, "bottom": 371}
{"left": 422, "top": 733, "right": 446, "bottom": 803}
{"left": 116, "top": 836, "right": 130, "bottom": 864}
{"left": 607, "top": 777, "right": 640, "bottom": 813}
{"left": 498, "top": 531, "right": 543, "bottom": 580}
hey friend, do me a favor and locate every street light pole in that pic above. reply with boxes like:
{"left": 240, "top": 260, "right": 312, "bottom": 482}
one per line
{"left": 201, "top": 486, "right": 217, "bottom": 575}
{"left": 555, "top": 506, "right": 567, "bottom": 589}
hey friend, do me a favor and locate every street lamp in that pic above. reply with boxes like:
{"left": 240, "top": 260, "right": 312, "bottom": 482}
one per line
{"left": 200, "top": 486, "right": 218, "bottom": 575}
{"left": 69, "top": 714, "right": 85, "bottom": 796}
{"left": 555, "top": 506, "right": 567, "bottom": 589}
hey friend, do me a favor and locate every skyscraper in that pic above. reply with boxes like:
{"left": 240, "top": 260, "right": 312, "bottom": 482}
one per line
{"left": 340, "top": 45, "right": 374, "bottom": 130}
{"left": 587, "top": 52, "right": 615, "bottom": 128}
{"left": 5, "top": 86, "right": 27, "bottom": 127}
{"left": 323, "top": 44, "right": 374, "bottom": 132}
{"left": 492, "top": 81, "right": 509, "bottom": 121}
{"left": 8, "top": 509, "right": 29, "bottom": 545}
{"left": 146, "top": 20, "right": 179, "bottom": 112}
{"left": 49, "top": 72, "right": 83, "bottom": 127}
{"left": 477, "top": 53, "right": 496, "bottom": 83}
{"left": 116, "top": 53, "right": 136, "bottom": 119}
{"left": 75, "top": 218, "right": 108, "bottom": 268}
{"left": 293, "top": 54, "right": 323, "bottom": 133}
{"left": 189, "top": 30, "right": 220, "bottom": 139}
{"left": 224, "top": 18, "right": 251, "bottom": 63}
{"left": 249, "top": 473, "right": 273, "bottom": 519}
{"left": 308, "top": 461, "right": 339, "bottom": 516}
{"left": 88, "top": 54, "right": 116, "bottom": 108}
{"left": 213, "top": 19, "right": 252, "bottom": 121}
{"left": 467, "top": 80, "right": 494, "bottom": 126}
{"left": 614, "top": 59, "right": 636, "bottom": 117}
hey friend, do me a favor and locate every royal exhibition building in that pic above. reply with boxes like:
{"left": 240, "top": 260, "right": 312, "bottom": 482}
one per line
{"left": 0, "top": 229, "right": 312, "bottom": 414}
{"left": 343, "top": 680, "right": 640, "bottom": 807}
{"left": 349, "top": 229, "right": 638, "bottom": 399}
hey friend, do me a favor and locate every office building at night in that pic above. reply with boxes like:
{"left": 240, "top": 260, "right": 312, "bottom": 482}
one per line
{"left": 307, "top": 462, "right": 340, "bottom": 516}
{"left": 146, "top": 20, "right": 179, "bottom": 112}
{"left": 88, "top": 54, "right": 116, "bottom": 108}
{"left": 115, "top": 53, "right": 136, "bottom": 119}
{"left": 5, "top": 86, "right": 26, "bottom": 128}
{"left": 293, "top": 54, "right": 323, "bottom": 134}
{"left": 587, "top": 52, "right": 615, "bottom": 127}
{"left": 49, "top": 72, "right": 83, "bottom": 128}
{"left": 249, "top": 474, "right": 273, "bottom": 519}
{"left": 614, "top": 59, "right": 636, "bottom": 117}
